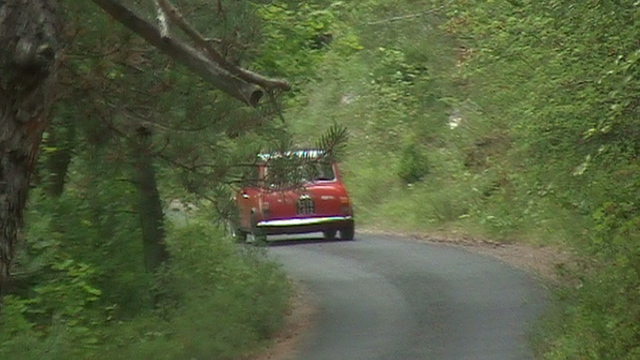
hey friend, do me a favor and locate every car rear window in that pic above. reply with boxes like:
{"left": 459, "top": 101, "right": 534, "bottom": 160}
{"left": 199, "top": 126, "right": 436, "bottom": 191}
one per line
{"left": 308, "top": 161, "right": 335, "bottom": 181}
{"left": 264, "top": 160, "right": 335, "bottom": 187}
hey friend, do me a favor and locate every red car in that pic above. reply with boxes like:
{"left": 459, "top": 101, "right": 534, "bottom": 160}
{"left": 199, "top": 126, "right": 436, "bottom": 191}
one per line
{"left": 230, "top": 150, "right": 354, "bottom": 242}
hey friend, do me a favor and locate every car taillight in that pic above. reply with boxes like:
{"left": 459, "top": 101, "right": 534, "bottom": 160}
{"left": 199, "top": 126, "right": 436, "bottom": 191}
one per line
{"left": 340, "top": 196, "right": 351, "bottom": 215}
{"left": 261, "top": 201, "right": 270, "bottom": 217}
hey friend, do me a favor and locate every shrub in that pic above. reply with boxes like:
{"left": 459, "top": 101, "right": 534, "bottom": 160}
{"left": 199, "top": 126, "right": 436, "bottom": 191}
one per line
{"left": 98, "top": 220, "right": 292, "bottom": 360}
{"left": 398, "top": 142, "right": 430, "bottom": 184}
{"left": 1, "top": 219, "right": 291, "bottom": 360}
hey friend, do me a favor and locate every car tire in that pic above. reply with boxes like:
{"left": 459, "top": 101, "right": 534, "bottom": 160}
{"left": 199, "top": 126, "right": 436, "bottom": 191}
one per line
{"left": 340, "top": 223, "right": 355, "bottom": 241}
{"left": 250, "top": 212, "right": 267, "bottom": 245}
{"left": 227, "top": 220, "right": 247, "bottom": 243}
{"left": 323, "top": 229, "right": 337, "bottom": 240}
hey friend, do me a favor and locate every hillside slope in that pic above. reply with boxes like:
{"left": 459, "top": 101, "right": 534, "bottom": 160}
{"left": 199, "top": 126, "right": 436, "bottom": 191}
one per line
{"left": 284, "top": 1, "right": 640, "bottom": 359}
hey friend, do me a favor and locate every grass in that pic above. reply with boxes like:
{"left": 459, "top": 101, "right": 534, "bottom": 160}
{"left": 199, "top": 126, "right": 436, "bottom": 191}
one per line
{"left": 0, "top": 220, "right": 292, "bottom": 360}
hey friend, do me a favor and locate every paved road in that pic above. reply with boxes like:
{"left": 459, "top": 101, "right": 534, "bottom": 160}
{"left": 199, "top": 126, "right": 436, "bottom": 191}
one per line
{"left": 268, "top": 233, "right": 547, "bottom": 360}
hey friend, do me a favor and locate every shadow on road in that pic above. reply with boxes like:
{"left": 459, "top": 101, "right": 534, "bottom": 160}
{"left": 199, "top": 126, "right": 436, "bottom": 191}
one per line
{"left": 261, "top": 233, "right": 356, "bottom": 247}
{"left": 266, "top": 237, "right": 346, "bottom": 247}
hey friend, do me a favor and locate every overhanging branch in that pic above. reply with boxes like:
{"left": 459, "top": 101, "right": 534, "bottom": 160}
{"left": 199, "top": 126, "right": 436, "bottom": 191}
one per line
{"left": 91, "top": 0, "right": 264, "bottom": 106}
{"left": 156, "top": 0, "right": 291, "bottom": 91}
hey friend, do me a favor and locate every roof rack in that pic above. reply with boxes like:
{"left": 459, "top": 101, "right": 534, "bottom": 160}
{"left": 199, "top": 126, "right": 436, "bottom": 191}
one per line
{"left": 257, "top": 149, "right": 325, "bottom": 162}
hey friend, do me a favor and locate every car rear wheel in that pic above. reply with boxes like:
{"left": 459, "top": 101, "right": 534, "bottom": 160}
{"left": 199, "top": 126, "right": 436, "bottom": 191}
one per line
{"left": 340, "top": 223, "right": 355, "bottom": 241}
{"left": 250, "top": 213, "right": 267, "bottom": 245}
{"left": 227, "top": 220, "right": 247, "bottom": 243}
{"left": 323, "top": 229, "right": 337, "bottom": 240}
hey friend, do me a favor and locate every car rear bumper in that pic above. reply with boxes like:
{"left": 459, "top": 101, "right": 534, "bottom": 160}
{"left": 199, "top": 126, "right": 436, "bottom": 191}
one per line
{"left": 257, "top": 216, "right": 353, "bottom": 235}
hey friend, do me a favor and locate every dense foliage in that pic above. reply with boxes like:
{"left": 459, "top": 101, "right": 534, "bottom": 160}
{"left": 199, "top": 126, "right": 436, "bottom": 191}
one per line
{"left": 285, "top": 1, "right": 640, "bottom": 359}
{"left": 0, "top": 1, "right": 297, "bottom": 358}
{"left": 431, "top": 2, "right": 640, "bottom": 358}
{"left": 3, "top": 0, "right": 640, "bottom": 358}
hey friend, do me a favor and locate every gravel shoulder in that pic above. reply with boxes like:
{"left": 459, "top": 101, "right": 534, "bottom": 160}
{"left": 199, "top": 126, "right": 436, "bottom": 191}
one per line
{"left": 394, "top": 230, "right": 577, "bottom": 284}
{"left": 243, "top": 282, "right": 316, "bottom": 360}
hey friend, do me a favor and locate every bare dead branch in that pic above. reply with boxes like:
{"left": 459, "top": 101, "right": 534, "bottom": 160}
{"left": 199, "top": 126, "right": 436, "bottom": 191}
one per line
{"left": 366, "top": 13, "right": 424, "bottom": 25}
{"left": 365, "top": 5, "right": 448, "bottom": 25}
{"left": 91, "top": 0, "right": 264, "bottom": 106}
{"left": 205, "top": 37, "right": 222, "bottom": 44}
{"left": 155, "top": 0, "right": 291, "bottom": 91}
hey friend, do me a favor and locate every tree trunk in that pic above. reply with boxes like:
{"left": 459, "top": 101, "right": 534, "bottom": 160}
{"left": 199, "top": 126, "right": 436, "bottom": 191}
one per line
{"left": 44, "top": 116, "right": 76, "bottom": 197}
{"left": 133, "top": 127, "right": 168, "bottom": 273}
{"left": 0, "top": 0, "right": 60, "bottom": 298}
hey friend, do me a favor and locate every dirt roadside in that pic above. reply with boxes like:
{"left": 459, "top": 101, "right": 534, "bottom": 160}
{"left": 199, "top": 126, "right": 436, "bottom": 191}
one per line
{"left": 247, "top": 229, "right": 574, "bottom": 360}
{"left": 243, "top": 281, "right": 316, "bottom": 360}
{"left": 398, "top": 230, "right": 577, "bottom": 284}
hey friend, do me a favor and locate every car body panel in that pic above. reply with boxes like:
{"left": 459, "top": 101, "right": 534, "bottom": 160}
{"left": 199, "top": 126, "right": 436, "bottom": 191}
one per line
{"left": 234, "top": 151, "right": 354, "bottom": 239}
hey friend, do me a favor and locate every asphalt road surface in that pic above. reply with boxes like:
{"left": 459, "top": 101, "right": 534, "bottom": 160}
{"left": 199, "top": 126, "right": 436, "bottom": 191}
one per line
{"left": 268, "top": 233, "right": 548, "bottom": 360}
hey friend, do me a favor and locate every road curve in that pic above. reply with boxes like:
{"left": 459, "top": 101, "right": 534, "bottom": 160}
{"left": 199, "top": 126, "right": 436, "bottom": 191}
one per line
{"left": 267, "top": 233, "right": 547, "bottom": 360}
